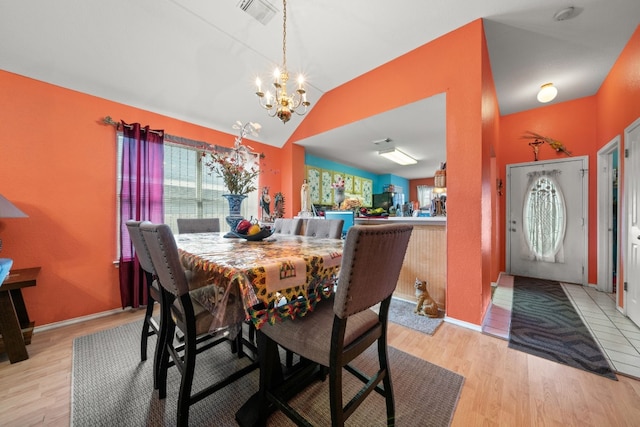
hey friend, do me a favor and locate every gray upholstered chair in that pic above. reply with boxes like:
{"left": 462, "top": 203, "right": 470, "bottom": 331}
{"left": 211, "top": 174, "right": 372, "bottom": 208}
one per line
{"left": 304, "top": 218, "right": 344, "bottom": 239}
{"left": 176, "top": 218, "right": 220, "bottom": 234}
{"left": 256, "top": 223, "right": 413, "bottom": 426}
{"left": 140, "top": 222, "right": 258, "bottom": 427}
{"left": 125, "top": 220, "right": 161, "bottom": 373}
{"left": 272, "top": 218, "right": 302, "bottom": 235}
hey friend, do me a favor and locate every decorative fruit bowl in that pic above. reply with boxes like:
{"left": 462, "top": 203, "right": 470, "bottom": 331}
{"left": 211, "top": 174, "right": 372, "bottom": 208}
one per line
{"left": 230, "top": 228, "right": 274, "bottom": 241}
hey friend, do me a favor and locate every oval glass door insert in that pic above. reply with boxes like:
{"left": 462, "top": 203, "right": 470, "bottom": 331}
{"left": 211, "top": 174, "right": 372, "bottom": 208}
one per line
{"left": 523, "top": 174, "right": 566, "bottom": 261}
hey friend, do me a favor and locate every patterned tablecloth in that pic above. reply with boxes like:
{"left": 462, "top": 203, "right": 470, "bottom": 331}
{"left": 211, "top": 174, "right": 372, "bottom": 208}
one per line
{"left": 175, "top": 232, "right": 343, "bottom": 333}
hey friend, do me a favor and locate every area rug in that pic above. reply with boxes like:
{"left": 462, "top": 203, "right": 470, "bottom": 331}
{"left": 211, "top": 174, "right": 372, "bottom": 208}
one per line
{"left": 380, "top": 298, "right": 444, "bottom": 335}
{"left": 509, "top": 276, "right": 617, "bottom": 380}
{"left": 72, "top": 320, "right": 464, "bottom": 426}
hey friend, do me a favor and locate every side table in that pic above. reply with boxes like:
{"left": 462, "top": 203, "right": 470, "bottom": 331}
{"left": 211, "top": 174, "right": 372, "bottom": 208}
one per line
{"left": 0, "top": 267, "right": 40, "bottom": 363}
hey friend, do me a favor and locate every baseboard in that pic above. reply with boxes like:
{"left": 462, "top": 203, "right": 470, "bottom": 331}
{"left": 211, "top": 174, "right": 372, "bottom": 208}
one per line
{"left": 34, "top": 308, "right": 125, "bottom": 333}
{"left": 444, "top": 316, "right": 482, "bottom": 332}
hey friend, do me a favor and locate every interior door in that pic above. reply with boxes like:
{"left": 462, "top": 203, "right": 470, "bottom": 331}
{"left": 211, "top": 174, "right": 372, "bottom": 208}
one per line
{"left": 625, "top": 118, "right": 640, "bottom": 326}
{"left": 507, "top": 157, "right": 588, "bottom": 284}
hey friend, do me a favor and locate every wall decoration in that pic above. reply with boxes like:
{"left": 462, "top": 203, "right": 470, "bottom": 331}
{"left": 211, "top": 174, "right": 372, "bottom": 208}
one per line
{"left": 522, "top": 131, "right": 572, "bottom": 159}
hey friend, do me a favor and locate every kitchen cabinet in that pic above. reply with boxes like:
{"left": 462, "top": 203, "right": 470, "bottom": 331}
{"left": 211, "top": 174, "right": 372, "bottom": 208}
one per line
{"left": 305, "top": 166, "right": 321, "bottom": 204}
{"left": 305, "top": 167, "right": 373, "bottom": 207}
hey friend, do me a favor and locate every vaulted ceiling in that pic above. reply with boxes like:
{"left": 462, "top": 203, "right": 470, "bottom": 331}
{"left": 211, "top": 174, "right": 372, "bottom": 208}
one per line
{"left": 2, "top": 0, "right": 639, "bottom": 178}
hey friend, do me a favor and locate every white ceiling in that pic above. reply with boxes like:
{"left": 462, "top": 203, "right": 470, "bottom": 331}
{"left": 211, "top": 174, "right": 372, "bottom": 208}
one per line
{"left": 1, "top": 0, "right": 639, "bottom": 179}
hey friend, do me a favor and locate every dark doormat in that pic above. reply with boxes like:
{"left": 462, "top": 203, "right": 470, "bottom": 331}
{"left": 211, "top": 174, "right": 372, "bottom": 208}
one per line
{"left": 509, "top": 275, "right": 617, "bottom": 380}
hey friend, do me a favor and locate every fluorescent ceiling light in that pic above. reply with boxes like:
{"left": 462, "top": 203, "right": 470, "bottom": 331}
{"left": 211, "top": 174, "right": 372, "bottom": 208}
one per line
{"left": 537, "top": 83, "right": 558, "bottom": 103}
{"left": 378, "top": 148, "right": 417, "bottom": 165}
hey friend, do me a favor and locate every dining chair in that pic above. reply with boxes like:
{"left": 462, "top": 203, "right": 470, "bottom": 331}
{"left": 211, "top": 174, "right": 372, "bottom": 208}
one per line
{"left": 125, "top": 220, "right": 162, "bottom": 372}
{"left": 272, "top": 218, "right": 302, "bottom": 235}
{"left": 140, "top": 222, "right": 259, "bottom": 427}
{"left": 176, "top": 217, "right": 220, "bottom": 234}
{"left": 256, "top": 223, "right": 413, "bottom": 426}
{"left": 303, "top": 218, "right": 344, "bottom": 239}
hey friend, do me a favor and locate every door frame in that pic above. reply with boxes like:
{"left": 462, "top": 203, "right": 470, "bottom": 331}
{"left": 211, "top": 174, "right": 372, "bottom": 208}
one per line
{"left": 597, "top": 136, "right": 621, "bottom": 293}
{"left": 505, "top": 156, "right": 589, "bottom": 284}
{"left": 623, "top": 117, "right": 640, "bottom": 319}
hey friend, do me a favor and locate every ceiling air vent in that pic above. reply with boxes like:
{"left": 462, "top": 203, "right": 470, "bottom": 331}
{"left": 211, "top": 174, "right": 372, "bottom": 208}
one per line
{"left": 238, "top": 0, "right": 278, "bottom": 25}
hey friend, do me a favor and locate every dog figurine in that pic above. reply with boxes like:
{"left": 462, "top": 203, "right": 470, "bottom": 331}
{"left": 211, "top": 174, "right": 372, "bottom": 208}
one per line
{"left": 414, "top": 278, "right": 439, "bottom": 318}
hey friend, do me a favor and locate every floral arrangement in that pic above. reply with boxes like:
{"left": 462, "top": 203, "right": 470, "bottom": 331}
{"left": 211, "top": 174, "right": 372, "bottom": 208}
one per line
{"left": 205, "top": 121, "right": 265, "bottom": 195}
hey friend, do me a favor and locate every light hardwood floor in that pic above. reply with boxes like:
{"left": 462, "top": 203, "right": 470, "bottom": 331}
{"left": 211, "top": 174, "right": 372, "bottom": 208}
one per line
{"left": 2, "top": 308, "right": 640, "bottom": 426}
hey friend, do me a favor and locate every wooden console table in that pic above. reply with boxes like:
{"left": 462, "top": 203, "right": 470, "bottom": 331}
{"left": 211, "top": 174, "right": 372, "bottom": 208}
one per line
{"left": 0, "top": 267, "right": 40, "bottom": 363}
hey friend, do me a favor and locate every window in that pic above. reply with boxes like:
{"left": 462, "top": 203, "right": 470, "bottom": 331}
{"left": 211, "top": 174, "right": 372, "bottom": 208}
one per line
{"left": 117, "top": 135, "right": 259, "bottom": 236}
{"left": 523, "top": 174, "right": 566, "bottom": 262}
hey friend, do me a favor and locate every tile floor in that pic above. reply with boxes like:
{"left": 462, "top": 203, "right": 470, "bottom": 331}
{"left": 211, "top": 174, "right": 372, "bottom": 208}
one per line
{"left": 482, "top": 274, "right": 640, "bottom": 379}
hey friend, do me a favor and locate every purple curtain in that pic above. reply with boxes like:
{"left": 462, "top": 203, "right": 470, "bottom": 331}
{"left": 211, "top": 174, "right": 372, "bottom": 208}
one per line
{"left": 118, "top": 121, "right": 164, "bottom": 309}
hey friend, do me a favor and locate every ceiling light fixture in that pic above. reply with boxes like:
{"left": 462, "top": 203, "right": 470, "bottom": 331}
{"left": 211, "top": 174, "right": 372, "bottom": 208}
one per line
{"left": 378, "top": 148, "right": 417, "bottom": 165}
{"left": 537, "top": 83, "right": 558, "bottom": 103}
{"left": 553, "top": 6, "right": 581, "bottom": 21}
{"left": 254, "top": 0, "right": 310, "bottom": 124}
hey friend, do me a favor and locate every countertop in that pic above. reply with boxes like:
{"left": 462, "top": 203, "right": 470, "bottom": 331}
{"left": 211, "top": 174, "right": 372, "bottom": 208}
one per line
{"left": 355, "top": 216, "right": 446, "bottom": 225}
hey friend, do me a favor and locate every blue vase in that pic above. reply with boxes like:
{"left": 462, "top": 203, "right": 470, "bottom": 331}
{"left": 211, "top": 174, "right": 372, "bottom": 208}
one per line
{"left": 223, "top": 194, "right": 247, "bottom": 238}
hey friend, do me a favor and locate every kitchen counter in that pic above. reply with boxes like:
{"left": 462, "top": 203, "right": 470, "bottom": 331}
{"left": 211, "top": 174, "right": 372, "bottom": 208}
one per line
{"left": 295, "top": 214, "right": 447, "bottom": 308}
{"left": 355, "top": 216, "right": 446, "bottom": 225}
{"left": 355, "top": 217, "right": 447, "bottom": 309}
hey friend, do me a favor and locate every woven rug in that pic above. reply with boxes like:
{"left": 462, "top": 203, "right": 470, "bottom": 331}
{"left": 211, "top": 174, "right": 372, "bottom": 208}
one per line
{"left": 72, "top": 321, "right": 464, "bottom": 426}
{"left": 380, "top": 298, "right": 444, "bottom": 335}
{"left": 509, "top": 276, "right": 617, "bottom": 380}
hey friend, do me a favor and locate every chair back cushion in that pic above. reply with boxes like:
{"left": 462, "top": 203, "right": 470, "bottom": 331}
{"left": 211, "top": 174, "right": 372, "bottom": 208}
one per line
{"left": 140, "top": 222, "right": 191, "bottom": 297}
{"left": 333, "top": 224, "right": 413, "bottom": 318}
{"left": 176, "top": 218, "right": 220, "bottom": 234}
{"left": 125, "top": 220, "right": 155, "bottom": 274}
{"left": 273, "top": 218, "right": 302, "bottom": 235}
{"left": 304, "top": 218, "right": 344, "bottom": 239}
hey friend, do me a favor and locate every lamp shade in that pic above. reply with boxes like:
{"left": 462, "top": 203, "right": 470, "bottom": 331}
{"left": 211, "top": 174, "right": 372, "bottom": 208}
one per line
{"left": 537, "top": 83, "right": 558, "bottom": 103}
{"left": 0, "top": 194, "right": 28, "bottom": 218}
{"left": 378, "top": 148, "right": 417, "bottom": 165}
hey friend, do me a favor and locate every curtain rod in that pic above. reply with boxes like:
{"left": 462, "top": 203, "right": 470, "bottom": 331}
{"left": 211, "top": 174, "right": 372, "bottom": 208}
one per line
{"left": 102, "top": 116, "right": 164, "bottom": 136}
{"left": 102, "top": 116, "right": 216, "bottom": 151}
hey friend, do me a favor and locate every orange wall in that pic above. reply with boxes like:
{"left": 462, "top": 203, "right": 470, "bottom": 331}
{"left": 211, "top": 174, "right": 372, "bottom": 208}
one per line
{"left": 0, "top": 70, "right": 282, "bottom": 326}
{"left": 408, "top": 177, "right": 435, "bottom": 203}
{"left": 4, "top": 20, "right": 637, "bottom": 328}
{"left": 596, "top": 25, "right": 640, "bottom": 306}
{"left": 498, "top": 97, "right": 598, "bottom": 282}
{"left": 497, "top": 25, "right": 640, "bottom": 294}
{"left": 481, "top": 27, "right": 502, "bottom": 310}
{"left": 288, "top": 20, "right": 494, "bottom": 325}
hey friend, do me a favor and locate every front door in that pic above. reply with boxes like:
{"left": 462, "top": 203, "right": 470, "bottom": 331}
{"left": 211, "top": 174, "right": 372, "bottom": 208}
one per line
{"left": 507, "top": 157, "right": 588, "bottom": 284}
{"left": 624, "top": 118, "right": 640, "bottom": 326}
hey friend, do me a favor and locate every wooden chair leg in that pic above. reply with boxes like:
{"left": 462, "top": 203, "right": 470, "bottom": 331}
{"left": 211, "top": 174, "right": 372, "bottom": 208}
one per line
{"left": 140, "top": 302, "right": 153, "bottom": 361}
{"left": 379, "top": 343, "right": 395, "bottom": 426}
{"left": 329, "top": 362, "right": 345, "bottom": 427}
{"left": 141, "top": 271, "right": 157, "bottom": 362}
{"left": 157, "top": 320, "right": 173, "bottom": 399}
{"left": 177, "top": 329, "right": 197, "bottom": 427}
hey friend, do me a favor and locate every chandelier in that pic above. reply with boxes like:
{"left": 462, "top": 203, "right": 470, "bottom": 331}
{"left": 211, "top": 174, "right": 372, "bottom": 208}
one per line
{"left": 254, "top": 0, "right": 310, "bottom": 123}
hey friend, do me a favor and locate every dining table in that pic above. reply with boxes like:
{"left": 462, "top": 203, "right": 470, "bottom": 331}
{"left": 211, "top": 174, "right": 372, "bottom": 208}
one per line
{"left": 174, "top": 232, "right": 344, "bottom": 335}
